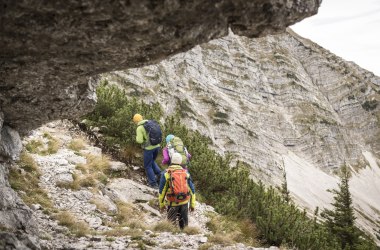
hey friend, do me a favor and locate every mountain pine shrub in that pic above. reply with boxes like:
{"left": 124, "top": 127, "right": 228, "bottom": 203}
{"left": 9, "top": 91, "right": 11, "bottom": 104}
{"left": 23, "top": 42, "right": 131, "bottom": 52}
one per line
{"left": 85, "top": 80, "right": 163, "bottom": 152}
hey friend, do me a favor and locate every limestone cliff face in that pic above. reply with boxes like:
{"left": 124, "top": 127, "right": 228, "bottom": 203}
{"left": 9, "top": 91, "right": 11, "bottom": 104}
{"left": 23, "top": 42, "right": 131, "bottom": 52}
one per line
{"left": 105, "top": 30, "right": 380, "bottom": 180}
{"left": 103, "top": 30, "right": 380, "bottom": 238}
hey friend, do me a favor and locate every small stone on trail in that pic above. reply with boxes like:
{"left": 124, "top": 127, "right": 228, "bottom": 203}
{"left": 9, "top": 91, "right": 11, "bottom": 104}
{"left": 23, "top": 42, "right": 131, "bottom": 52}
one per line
{"left": 199, "top": 237, "right": 208, "bottom": 243}
{"left": 31, "top": 204, "right": 42, "bottom": 210}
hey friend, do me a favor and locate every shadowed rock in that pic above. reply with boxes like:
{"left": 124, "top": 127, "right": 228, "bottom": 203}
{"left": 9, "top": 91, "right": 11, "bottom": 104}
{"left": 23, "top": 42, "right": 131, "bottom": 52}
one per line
{"left": 0, "top": 231, "right": 40, "bottom": 250}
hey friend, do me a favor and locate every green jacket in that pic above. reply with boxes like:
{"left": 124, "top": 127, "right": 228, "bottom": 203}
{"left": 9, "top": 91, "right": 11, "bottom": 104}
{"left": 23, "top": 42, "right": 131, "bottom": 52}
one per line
{"left": 135, "top": 120, "right": 160, "bottom": 150}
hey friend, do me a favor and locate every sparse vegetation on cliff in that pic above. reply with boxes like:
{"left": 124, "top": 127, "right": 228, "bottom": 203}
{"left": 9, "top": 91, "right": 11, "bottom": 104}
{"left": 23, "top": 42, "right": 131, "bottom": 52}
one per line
{"left": 53, "top": 211, "right": 90, "bottom": 237}
{"left": 25, "top": 132, "right": 60, "bottom": 155}
{"left": 84, "top": 80, "right": 162, "bottom": 160}
{"left": 68, "top": 138, "right": 86, "bottom": 152}
{"left": 9, "top": 151, "right": 54, "bottom": 212}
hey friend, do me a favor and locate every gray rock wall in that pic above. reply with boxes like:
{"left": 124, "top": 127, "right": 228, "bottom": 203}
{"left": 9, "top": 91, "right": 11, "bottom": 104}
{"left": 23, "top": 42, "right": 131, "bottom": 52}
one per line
{"left": 0, "top": 162, "right": 37, "bottom": 233}
{"left": 0, "top": 231, "right": 39, "bottom": 250}
{"left": 0, "top": 109, "right": 37, "bottom": 246}
{"left": 0, "top": 126, "right": 22, "bottom": 162}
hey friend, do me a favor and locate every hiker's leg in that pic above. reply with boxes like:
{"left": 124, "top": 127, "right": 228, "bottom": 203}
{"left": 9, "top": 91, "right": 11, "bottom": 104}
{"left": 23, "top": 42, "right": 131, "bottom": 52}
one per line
{"left": 178, "top": 204, "right": 189, "bottom": 229}
{"left": 167, "top": 206, "right": 180, "bottom": 226}
{"left": 143, "top": 149, "right": 157, "bottom": 186}
{"left": 155, "top": 171, "right": 162, "bottom": 185}
{"left": 152, "top": 147, "right": 161, "bottom": 175}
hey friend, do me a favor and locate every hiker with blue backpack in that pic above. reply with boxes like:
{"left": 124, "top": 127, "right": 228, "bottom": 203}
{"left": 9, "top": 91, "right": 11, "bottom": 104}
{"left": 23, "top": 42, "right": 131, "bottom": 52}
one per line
{"left": 159, "top": 152, "right": 196, "bottom": 229}
{"left": 133, "top": 113, "right": 162, "bottom": 189}
{"left": 162, "top": 134, "right": 191, "bottom": 170}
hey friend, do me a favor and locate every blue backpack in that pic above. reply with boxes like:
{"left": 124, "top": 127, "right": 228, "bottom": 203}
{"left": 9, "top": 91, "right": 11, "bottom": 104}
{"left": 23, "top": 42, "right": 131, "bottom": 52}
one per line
{"left": 143, "top": 120, "right": 162, "bottom": 146}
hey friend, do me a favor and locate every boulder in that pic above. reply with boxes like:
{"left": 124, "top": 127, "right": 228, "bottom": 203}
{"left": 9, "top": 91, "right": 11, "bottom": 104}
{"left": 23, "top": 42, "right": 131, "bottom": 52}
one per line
{"left": 105, "top": 178, "right": 155, "bottom": 203}
{"left": 0, "top": 163, "right": 37, "bottom": 234}
{"left": 0, "top": 126, "right": 22, "bottom": 161}
{"left": 109, "top": 161, "right": 128, "bottom": 172}
{"left": 0, "top": 232, "right": 40, "bottom": 250}
{"left": 54, "top": 173, "right": 74, "bottom": 185}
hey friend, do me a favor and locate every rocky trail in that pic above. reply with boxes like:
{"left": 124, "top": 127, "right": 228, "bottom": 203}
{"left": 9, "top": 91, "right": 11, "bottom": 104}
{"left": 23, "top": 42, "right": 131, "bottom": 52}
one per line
{"left": 12, "top": 120, "right": 278, "bottom": 250}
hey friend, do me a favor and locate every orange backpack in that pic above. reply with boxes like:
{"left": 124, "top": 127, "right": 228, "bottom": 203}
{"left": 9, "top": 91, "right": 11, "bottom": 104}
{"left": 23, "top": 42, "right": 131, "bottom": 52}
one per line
{"left": 166, "top": 169, "right": 190, "bottom": 204}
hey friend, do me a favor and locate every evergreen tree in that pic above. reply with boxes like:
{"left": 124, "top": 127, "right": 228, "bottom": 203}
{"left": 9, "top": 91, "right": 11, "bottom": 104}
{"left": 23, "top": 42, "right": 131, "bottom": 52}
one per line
{"left": 279, "top": 170, "right": 290, "bottom": 203}
{"left": 321, "top": 166, "right": 375, "bottom": 249}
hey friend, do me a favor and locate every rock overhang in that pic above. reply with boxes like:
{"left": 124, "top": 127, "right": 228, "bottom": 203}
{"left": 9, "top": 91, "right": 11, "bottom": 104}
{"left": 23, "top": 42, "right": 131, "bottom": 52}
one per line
{"left": 0, "top": 0, "right": 321, "bottom": 135}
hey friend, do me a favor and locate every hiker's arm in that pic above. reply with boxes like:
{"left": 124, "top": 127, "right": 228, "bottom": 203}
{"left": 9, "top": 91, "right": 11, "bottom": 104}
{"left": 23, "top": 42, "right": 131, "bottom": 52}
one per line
{"left": 158, "top": 173, "right": 168, "bottom": 208}
{"left": 187, "top": 181, "right": 196, "bottom": 211}
{"left": 161, "top": 147, "right": 170, "bottom": 165}
{"left": 190, "top": 193, "right": 196, "bottom": 209}
{"left": 187, "top": 177, "right": 195, "bottom": 194}
{"left": 158, "top": 172, "right": 166, "bottom": 193}
{"left": 188, "top": 177, "right": 196, "bottom": 209}
{"left": 135, "top": 126, "right": 144, "bottom": 144}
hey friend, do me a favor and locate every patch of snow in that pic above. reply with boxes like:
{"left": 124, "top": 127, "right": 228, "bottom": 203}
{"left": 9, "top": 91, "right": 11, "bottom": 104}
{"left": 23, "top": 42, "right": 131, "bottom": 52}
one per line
{"left": 284, "top": 150, "right": 380, "bottom": 242}
{"left": 283, "top": 151, "right": 338, "bottom": 212}
{"left": 349, "top": 151, "right": 380, "bottom": 239}
{"left": 351, "top": 151, "right": 380, "bottom": 211}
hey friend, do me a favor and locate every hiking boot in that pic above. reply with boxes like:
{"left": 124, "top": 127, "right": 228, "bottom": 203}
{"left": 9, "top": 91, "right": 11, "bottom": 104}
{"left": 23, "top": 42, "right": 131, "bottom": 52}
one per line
{"left": 149, "top": 184, "right": 159, "bottom": 190}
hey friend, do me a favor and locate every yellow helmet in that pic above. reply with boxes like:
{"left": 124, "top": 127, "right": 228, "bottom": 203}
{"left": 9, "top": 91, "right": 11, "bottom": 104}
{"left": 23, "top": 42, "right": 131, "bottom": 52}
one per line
{"left": 133, "top": 113, "right": 143, "bottom": 123}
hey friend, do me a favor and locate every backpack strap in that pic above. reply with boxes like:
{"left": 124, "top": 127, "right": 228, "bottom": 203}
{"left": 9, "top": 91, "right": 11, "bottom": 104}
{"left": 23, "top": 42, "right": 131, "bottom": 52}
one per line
{"left": 167, "top": 169, "right": 175, "bottom": 193}
{"left": 166, "top": 169, "right": 177, "bottom": 204}
{"left": 138, "top": 122, "right": 151, "bottom": 148}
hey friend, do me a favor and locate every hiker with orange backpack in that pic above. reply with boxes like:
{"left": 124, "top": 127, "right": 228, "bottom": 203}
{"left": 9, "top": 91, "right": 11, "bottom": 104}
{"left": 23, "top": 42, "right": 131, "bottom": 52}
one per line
{"left": 158, "top": 152, "right": 196, "bottom": 229}
{"left": 162, "top": 134, "right": 191, "bottom": 170}
{"left": 133, "top": 113, "right": 162, "bottom": 189}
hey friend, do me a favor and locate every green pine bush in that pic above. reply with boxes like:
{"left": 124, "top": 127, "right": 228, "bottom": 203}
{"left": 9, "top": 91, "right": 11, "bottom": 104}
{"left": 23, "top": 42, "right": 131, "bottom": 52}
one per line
{"left": 84, "top": 80, "right": 163, "bottom": 160}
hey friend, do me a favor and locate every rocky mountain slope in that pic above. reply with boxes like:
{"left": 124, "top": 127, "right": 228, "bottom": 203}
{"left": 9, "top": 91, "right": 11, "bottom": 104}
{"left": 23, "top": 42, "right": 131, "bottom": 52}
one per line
{"left": 1, "top": 1, "right": 321, "bottom": 246}
{"left": 5, "top": 120, "right": 277, "bottom": 249}
{"left": 102, "top": 29, "right": 380, "bottom": 241}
